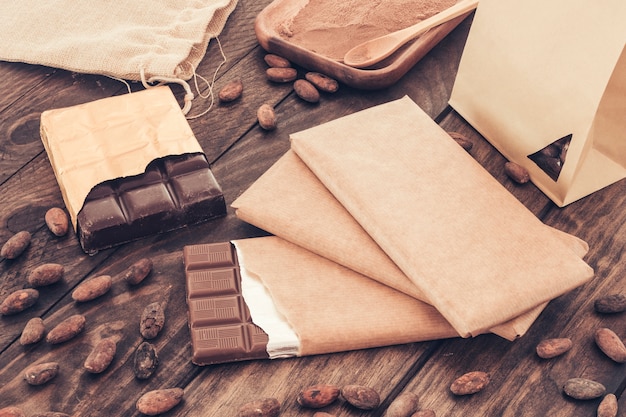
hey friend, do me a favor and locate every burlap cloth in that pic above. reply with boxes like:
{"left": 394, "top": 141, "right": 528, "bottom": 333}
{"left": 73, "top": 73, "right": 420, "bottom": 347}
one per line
{"left": 1, "top": 0, "right": 238, "bottom": 112}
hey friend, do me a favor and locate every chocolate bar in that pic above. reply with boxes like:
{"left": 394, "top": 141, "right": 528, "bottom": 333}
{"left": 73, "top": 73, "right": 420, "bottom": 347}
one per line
{"left": 77, "top": 153, "right": 226, "bottom": 254}
{"left": 183, "top": 241, "right": 269, "bottom": 366}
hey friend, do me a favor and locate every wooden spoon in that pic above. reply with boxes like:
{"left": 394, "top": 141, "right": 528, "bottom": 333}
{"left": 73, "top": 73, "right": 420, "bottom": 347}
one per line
{"left": 343, "top": 0, "right": 479, "bottom": 68}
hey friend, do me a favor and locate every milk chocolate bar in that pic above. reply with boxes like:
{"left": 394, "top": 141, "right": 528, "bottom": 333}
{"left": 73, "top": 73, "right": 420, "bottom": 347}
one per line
{"left": 77, "top": 153, "right": 226, "bottom": 254}
{"left": 183, "top": 241, "right": 269, "bottom": 366}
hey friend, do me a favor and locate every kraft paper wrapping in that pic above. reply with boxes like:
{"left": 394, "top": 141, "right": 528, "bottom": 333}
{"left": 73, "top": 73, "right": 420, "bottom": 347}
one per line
{"left": 289, "top": 96, "right": 594, "bottom": 337}
{"left": 40, "top": 87, "right": 203, "bottom": 229}
{"left": 231, "top": 149, "right": 589, "bottom": 340}
{"left": 233, "top": 236, "right": 459, "bottom": 356}
{"left": 449, "top": 0, "right": 626, "bottom": 206}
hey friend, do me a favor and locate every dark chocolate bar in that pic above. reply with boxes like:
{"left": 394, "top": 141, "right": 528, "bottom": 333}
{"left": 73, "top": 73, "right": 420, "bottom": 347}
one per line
{"left": 183, "top": 241, "right": 269, "bottom": 366}
{"left": 77, "top": 153, "right": 226, "bottom": 254}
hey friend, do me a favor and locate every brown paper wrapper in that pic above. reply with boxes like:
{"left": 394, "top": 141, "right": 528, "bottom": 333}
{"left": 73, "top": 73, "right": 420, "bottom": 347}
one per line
{"left": 232, "top": 150, "right": 589, "bottom": 340}
{"left": 233, "top": 236, "right": 459, "bottom": 356}
{"left": 40, "top": 86, "right": 203, "bottom": 229}
{"left": 289, "top": 96, "right": 594, "bottom": 337}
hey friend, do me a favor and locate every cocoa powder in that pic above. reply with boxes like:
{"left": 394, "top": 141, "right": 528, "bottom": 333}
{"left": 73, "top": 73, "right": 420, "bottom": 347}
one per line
{"left": 278, "top": 0, "right": 457, "bottom": 60}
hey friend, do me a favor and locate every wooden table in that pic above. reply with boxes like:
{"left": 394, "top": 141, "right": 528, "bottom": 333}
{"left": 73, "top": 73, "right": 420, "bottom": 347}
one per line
{"left": 1, "top": 1, "right": 625, "bottom": 416}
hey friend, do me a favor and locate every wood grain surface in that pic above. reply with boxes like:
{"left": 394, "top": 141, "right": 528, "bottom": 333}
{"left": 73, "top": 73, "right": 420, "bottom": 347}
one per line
{"left": 1, "top": 1, "right": 624, "bottom": 416}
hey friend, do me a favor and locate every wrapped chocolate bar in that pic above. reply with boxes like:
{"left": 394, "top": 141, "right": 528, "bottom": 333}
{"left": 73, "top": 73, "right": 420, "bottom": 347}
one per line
{"left": 183, "top": 237, "right": 460, "bottom": 365}
{"left": 231, "top": 149, "right": 590, "bottom": 341}
{"left": 40, "top": 87, "right": 226, "bottom": 254}
{"left": 288, "top": 96, "right": 594, "bottom": 337}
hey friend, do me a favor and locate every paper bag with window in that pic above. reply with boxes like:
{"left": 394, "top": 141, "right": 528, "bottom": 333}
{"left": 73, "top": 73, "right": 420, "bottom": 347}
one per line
{"left": 449, "top": 0, "right": 626, "bottom": 206}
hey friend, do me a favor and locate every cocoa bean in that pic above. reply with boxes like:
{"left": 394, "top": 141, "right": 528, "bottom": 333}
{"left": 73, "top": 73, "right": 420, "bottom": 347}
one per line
{"left": 536, "top": 337, "right": 573, "bottom": 359}
{"left": 313, "top": 413, "right": 336, "bottom": 417}
{"left": 294, "top": 79, "right": 320, "bottom": 103}
{"left": 257, "top": 104, "right": 277, "bottom": 131}
{"left": 72, "top": 274, "right": 112, "bottom": 302}
{"left": 136, "top": 388, "right": 184, "bottom": 416}
{"left": 504, "top": 161, "right": 530, "bottom": 184}
{"left": 20, "top": 317, "right": 45, "bottom": 345}
{"left": 45, "top": 207, "right": 69, "bottom": 237}
{"left": 447, "top": 131, "right": 474, "bottom": 152}
{"left": 238, "top": 398, "right": 280, "bottom": 417}
{"left": 31, "top": 413, "right": 71, "bottom": 417}
{"left": 84, "top": 337, "right": 117, "bottom": 373}
{"left": 134, "top": 341, "right": 159, "bottom": 380}
{"left": 123, "top": 257, "right": 153, "bottom": 285}
{"left": 1, "top": 231, "right": 31, "bottom": 259}
{"left": 341, "top": 384, "right": 380, "bottom": 410}
{"left": 450, "top": 371, "right": 490, "bottom": 395}
{"left": 539, "top": 144, "right": 561, "bottom": 158}
{"left": 532, "top": 153, "right": 562, "bottom": 178}
{"left": 23, "top": 362, "right": 59, "bottom": 385}
{"left": 385, "top": 392, "right": 419, "bottom": 417}
{"left": 218, "top": 79, "right": 244, "bottom": 103}
{"left": 266, "top": 67, "right": 297, "bottom": 83}
{"left": 595, "top": 294, "right": 626, "bottom": 314}
{"left": 140, "top": 302, "right": 165, "bottom": 339}
{"left": 0, "top": 406, "right": 26, "bottom": 417}
{"left": 305, "top": 72, "right": 339, "bottom": 93}
{"left": 264, "top": 54, "right": 291, "bottom": 68}
{"left": 559, "top": 140, "right": 570, "bottom": 165}
{"left": 597, "top": 393, "right": 618, "bottom": 417}
{"left": 28, "top": 263, "right": 64, "bottom": 287}
{"left": 563, "top": 378, "right": 605, "bottom": 400}
{"left": 297, "top": 384, "right": 340, "bottom": 408}
{"left": 46, "top": 314, "right": 86, "bottom": 344}
{"left": 0, "top": 289, "right": 39, "bottom": 315}
{"left": 595, "top": 327, "right": 626, "bottom": 363}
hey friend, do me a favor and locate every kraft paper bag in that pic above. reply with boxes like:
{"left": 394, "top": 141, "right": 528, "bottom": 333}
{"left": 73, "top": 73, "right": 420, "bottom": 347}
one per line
{"left": 233, "top": 236, "right": 460, "bottom": 357}
{"left": 449, "top": 0, "right": 626, "bottom": 206}
{"left": 232, "top": 149, "right": 589, "bottom": 340}
{"left": 289, "top": 96, "right": 594, "bottom": 337}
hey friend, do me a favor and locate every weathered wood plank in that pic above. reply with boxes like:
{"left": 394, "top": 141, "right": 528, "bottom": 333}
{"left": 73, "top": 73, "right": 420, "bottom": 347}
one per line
{"left": 0, "top": 62, "right": 55, "bottom": 114}
{"left": 3, "top": 1, "right": 623, "bottom": 416}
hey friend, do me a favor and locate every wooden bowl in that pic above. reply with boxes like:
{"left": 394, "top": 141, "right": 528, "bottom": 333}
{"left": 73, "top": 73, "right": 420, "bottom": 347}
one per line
{"left": 255, "top": 0, "right": 471, "bottom": 90}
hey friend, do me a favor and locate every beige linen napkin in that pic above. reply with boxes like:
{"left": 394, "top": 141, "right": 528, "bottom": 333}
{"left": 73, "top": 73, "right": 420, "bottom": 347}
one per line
{"left": 232, "top": 149, "right": 589, "bottom": 340}
{"left": 233, "top": 236, "right": 459, "bottom": 356}
{"left": 289, "top": 96, "right": 594, "bottom": 337}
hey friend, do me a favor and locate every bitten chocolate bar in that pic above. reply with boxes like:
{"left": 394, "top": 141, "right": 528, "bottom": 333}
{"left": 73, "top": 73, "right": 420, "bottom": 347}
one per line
{"left": 78, "top": 153, "right": 226, "bottom": 254}
{"left": 40, "top": 87, "right": 227, "bottom": 254}
{"left": 183, "top": 241, "right": 269, "bottom": 366}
